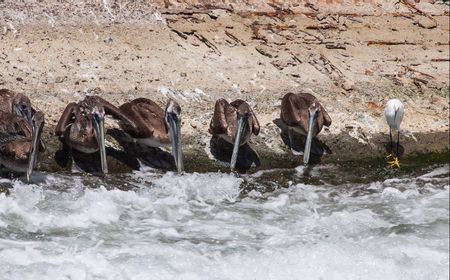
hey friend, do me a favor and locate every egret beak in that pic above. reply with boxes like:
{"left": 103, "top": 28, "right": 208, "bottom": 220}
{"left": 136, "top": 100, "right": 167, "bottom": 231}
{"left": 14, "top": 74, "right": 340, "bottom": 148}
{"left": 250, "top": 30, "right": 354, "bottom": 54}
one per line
{"left": 230, "top": 113, "right": 249, "bottom": 171}
{"left": 27, "top": 118, "right": 44, "bottom": 182}
{"left": 304, "top": 109, "right": 318, "bottom": 165}
{"left": 167, "top": 112, "right": 184, "bottom": 172}
{"left": 92, "top": 114, "right": 108, "bottom": 174}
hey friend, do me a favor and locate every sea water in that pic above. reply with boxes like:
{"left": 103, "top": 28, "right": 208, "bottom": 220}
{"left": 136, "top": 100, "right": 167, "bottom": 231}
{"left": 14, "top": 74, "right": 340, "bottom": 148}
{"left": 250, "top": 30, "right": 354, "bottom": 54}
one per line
{"left": 0, "top": 164, "right": 448, "bottom": 280}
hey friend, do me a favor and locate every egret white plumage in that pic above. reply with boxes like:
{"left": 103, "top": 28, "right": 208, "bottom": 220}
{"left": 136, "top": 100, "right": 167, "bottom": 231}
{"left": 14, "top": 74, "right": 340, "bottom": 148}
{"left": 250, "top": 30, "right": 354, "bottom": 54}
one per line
{"left": 384, "top": 99, "right": 404, "bottom": 155}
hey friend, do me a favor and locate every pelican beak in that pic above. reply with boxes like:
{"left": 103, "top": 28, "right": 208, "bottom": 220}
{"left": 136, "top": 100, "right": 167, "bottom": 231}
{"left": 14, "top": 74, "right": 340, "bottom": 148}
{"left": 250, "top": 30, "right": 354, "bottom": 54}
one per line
{"left": 27, "top": 118, "right": 44, "bottom": 182}
{"left": 230, "top": 113, "right": 249, "bottom": 171}
{"left": 304, "top": 109, "right": 318, "bottom": 165}
{"left": 167, "top": 112, "right": 184, "bottom": 172}
{"left": 92, "top": 113, "right": 108, "bottom": 174}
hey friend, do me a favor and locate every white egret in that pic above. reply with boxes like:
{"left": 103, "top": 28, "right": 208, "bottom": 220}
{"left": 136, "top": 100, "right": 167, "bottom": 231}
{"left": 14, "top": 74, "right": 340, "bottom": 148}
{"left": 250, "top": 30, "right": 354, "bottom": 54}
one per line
{"left": 384, "top": 99, "right": 404, "bottom": 155}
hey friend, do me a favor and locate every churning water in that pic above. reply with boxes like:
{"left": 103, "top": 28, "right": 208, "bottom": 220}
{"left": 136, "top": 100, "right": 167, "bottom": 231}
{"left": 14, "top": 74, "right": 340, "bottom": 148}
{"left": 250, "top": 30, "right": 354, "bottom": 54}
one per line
{"left": 0, "top": 164, "right": 448, "bottom": 280}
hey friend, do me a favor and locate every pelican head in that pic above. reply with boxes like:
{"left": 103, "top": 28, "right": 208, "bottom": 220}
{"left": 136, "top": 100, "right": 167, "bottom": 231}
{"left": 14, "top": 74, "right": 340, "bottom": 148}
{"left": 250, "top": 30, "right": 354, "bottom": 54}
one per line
{"left": 304, "top": 102, "right": 320, "bottom": 165}
{"left": 27, "top": 111, "right": 45, "bottom": 182}
{"left": 165, "top": 99, "right": 184, "bottom": 173}
{"left": 91, "top": 105, "right": 108, "bottom": 174}
{"left": 12, "top": 96, "right": 33, "bottom": 124}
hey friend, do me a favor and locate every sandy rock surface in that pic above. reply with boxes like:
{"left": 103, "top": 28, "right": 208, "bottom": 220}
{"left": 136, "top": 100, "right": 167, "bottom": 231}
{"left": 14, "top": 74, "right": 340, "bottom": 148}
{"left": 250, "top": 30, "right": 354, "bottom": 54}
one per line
{"left": 0, "top": 0, "right": 448, "bottom": 171}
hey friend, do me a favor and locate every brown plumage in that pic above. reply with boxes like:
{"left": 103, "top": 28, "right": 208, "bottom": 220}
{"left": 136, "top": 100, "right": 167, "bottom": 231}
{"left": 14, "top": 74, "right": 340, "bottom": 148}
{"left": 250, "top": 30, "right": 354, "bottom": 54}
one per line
{"left": 281, "top": 92, "right": 331, "bottom": 136}
{"left": 0, "top": 111, "right": 44, "bottom": 173}
{"left": 209, "top": 99, "right": 260, "bottom": 146}
{"left": 55, "top": 96, "right": 136, "bottom": 174}
{"left": 0, "top": 89, "right": 45, "bottom": 179}
{"left": 209, "top": 99, "right": 260, "bottom": 170}
{"left": 118, "top": 98, "right": 175, "bottom": 146}
{"left": 280, "top": 91, "right": 331, "bottom": 164}
{"left": 118, "top": 98, "right": 184, "bottom": 172}
{"left": 0, "top": 88, "right": 35, "bottom": 122}
{"left": 55, "top": 96, "right": 135, "bottom": 153}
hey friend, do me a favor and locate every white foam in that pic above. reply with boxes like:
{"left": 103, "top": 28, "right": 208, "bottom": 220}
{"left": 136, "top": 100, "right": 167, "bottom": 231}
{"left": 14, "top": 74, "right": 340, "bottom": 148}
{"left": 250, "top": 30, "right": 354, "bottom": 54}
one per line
{"left": 0, "top": 166, "right": 448, "bottom": 279}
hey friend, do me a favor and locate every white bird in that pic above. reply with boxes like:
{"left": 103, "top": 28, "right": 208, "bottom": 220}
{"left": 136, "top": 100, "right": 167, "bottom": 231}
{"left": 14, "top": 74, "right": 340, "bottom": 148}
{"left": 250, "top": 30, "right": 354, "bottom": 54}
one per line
{"left": 384, "top": 99, "right": 404, "bottom": 155}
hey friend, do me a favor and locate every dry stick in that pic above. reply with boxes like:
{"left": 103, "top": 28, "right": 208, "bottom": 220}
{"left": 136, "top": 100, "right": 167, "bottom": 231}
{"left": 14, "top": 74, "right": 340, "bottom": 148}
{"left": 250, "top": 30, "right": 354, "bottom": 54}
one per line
{"left": 306, "top": 24, "right": 338, "bottom": 30}
{"left": 193, "top": 33, "right": 221, "bottom": 55}
{"left": 170, "top": 28, "right": 188, "bottom": 40}
{"left": 404, "top": 65, "right": 435, "bottom": 79}
{"left": 366, "top": 40, "right": 417, "bottom": 46}
{"left": 401, "top": 0, "right": 438, "bottom": 26}
{"left": 225, "top": 31, "right": 245, "bottom": 46}
{"left": 299, "top": 30, "right": 323, "bottom": 43}
{"left": 255, "top": 45, "right": 274, "bottom": 58}
{"left": 290, "top": 52, "right": 303, "bottom": 64}
{"left": 431, "top": 58, "right": 450, "bottom": 62}
{"left": 326, "top": 43, "right": 346, "bottom": 50}
{"left": 412, "top": 77, "right": 428, "bottom": 85}
{"left": 249, "top": 24, "right": 267, "bottom": 42}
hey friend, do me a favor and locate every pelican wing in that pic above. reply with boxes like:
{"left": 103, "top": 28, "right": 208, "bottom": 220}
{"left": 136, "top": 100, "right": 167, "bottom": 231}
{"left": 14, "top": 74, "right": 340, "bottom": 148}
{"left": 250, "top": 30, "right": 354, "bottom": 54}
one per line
{"left": 209, "top": 99, "right": 229, "bottom": 135}
{"left": 55, "top": 103, "right": 79, "bottom": 136}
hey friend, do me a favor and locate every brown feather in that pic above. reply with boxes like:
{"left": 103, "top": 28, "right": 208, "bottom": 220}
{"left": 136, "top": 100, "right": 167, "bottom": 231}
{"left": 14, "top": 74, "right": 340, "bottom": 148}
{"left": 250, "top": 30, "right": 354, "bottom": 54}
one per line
{"left": 119, "top": 98, "right": 170, "bottom": 144}
{"left": 280, "top": 91, "right": 332, "bottom": 137}
{"left": 209, "top": 99, "right": 260, "bottom": 145}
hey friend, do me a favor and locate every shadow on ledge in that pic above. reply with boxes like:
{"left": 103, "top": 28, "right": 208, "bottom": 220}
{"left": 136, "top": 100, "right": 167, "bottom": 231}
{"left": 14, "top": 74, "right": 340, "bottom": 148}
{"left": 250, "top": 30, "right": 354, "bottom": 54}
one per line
{"left": 273, "top": 118, "right": 332, "bottom": 165}
{"left": 209, "top": 135, "right": 261, "bottom": 172}
{"left": 108, "top": 128, "right": 176, "bottom": 171}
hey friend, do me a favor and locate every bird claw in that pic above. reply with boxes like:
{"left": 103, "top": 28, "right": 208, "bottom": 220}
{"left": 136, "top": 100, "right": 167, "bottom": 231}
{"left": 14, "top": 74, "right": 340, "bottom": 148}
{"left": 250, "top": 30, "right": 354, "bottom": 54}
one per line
{"left": 385, "top": 152, "right": 395, "bottom": 159}
{"left": 386, "top": 154, "right": 401, "bottom": 169}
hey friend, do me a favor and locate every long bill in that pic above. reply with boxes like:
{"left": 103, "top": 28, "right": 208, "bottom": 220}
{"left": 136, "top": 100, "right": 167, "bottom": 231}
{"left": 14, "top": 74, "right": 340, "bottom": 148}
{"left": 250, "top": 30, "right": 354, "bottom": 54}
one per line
{"left": 303, "top": 112, "right": 317, "bottom": 165}
{"left": 168, "top": 114, "right": 184, "bottom": 173}
{"left": 93, "top": 116, "right": 108, "bottom": 174}
{"left": 26, "top": 123, "right": 42, "bottom": 182}
{"left": 230, "top": 114, "right": 248, "bottom": 170}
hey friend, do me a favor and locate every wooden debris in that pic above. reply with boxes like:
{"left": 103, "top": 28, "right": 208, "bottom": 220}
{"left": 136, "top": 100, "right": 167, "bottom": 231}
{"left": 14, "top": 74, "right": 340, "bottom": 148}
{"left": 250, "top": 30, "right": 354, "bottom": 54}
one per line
{"left": 326, "top": 43, "right": 346, "bottom": 50}
{"left": 404, "top": 66, "right": 435, "bottom": 79}
{"left": 412, "top": 77, "right": 428, "bottom": 85}
{"left": 255, "top": 45, "right": 276, "bottom": 58}
{"left": 170, "top": 28, "right": 188, "bottom": 40}
{"left": 271, "top": 59, "right": 296, "bottom": 70}
{"left": 367, "top": 40, "right": 417, "bottom": 46}
{"left": 267, "top": 2, "right": 294, "bottom": 19}
{"left": 249, "top": 23, "right": 268, "bottom": 42}
{"left": 290, "top": 52, "right": 303, "bottom": 64}
{"left": 308, "top": 53, "right": 345, "bottom": 87}
{"left": 194, "top": 33, "right": 221, "bottom": 55}
{"left": 431, "top": 58, "right": 450, "bottom": 62}
{"left": 225, "top": 31, "right": 245, "bottom": 46}
{"left": 401, "top": 0, "right": 438, "bottom": 29}
{"left": 306, "top": 24, "right": 338, "bottom": 30}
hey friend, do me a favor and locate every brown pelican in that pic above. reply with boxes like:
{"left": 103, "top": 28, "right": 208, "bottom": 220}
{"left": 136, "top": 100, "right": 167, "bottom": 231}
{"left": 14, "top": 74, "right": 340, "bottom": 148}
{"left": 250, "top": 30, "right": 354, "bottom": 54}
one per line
{"left": 280, "top": 91, "right": 332, "bottom": 165}
{"left": 0, "top": 111, "right": 45, "bottom": 181}
{"left": 209, "top": 99, "right": 260, "bottom": 170}
{"left": 55, "top": 96, "right": 136, "bottom": 174}
{"left": 384, "top": 99, "right": 404, "bottom": 155}
{"left": 0, "top": 88, "right": 34, "bottom": 123}
{"left": 117, "top": 98, "right": 184, "bottom": 172}
{"left": 0, "top": 89, "right": 45, "bottom": 181}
